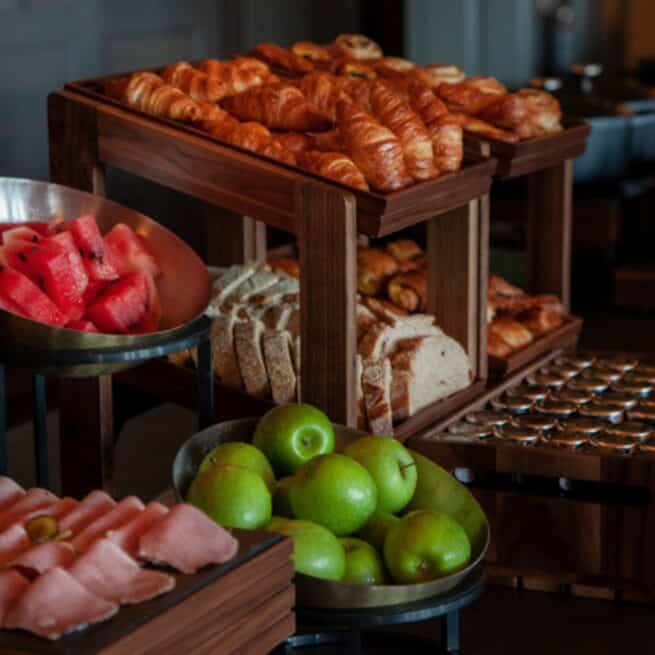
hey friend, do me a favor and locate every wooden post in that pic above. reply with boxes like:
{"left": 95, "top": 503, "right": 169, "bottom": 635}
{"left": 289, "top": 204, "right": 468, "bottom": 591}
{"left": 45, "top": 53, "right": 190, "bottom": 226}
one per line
{"left": 205, "top": 211, "right": 267, "bottom": 266}
{"left": 427, "top": 198, "right": 487, "bottom": 379}
{"left": 527, "top": 160, "right": 573, "bottom": 311}
{"left": 297, "top": 181, "right": 357, "bottom": 427}
{"left": 48, "top": 93, "right": 116, "bottom": 497}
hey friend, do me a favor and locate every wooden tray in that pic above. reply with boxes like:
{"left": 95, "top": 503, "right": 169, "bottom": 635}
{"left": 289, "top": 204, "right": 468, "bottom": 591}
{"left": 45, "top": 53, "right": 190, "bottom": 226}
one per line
{"left": 0, "top": 531, "right": 292, "bottom": 655}
{"left": 488, "top": 315, "right": 583, "bottom": 379}
{"left": 63, "top": 76, "right": 496, "bottom": 237}
{"left": 464, "top": 119, "right": 590, "bottom": 179}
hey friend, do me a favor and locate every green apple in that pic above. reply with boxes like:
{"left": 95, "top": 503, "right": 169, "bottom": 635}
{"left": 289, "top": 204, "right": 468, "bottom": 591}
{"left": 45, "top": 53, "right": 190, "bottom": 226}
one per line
{"left": 343, "top": 436, "right": 417, "bottom": 514}
{"left": 405, "top": 450, "right": 487, "bottom": 555}
{"left": 384, "top": 510, "right": 471, "bottom": 584}
{"left": 253, "top": 404, "right": 335, "bottom": 476}
{"left": 273, "top": 476, "right": 295, "bottom": 517}
{"left": 340, "top": 537, "right": 388, "bottom": 584}
{"left": 198, "top": 442, "right": 276, "bottom": 492}
{"left": 357, "top": 511, "right": 400, "bottom": 551}
{"left": 187, "top": 464, "right": 271, "bottom": 530}
{"left": 267, "top": 517, "right": 346, "bottom": 581}
{"left": 289, "top": 454, "right": 377, "bottom": 536}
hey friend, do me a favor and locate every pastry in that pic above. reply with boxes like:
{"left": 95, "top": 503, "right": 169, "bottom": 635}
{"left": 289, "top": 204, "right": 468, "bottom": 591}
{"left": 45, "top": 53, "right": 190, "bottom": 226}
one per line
{"left": 451, "top": 113, "right": 519, "bottom": 144}
{"left": 437, "top": 76, "right": 506, "bottom": 115}
{"left": 291, "top": 41, "right": 333, "bottom": 63}
{"left": 427, "top": 113, "right": 463, "bottom": 173}
{"left": 407, "top": 81, "right": 449, "bottom": 125}
{"left": 299, "top": 150, "right": 369, "bottom": 191}
{"left": 330, "top": 34, "right": 383, "bottom": 61}
{"left": 384, "top": 238, "right": 423, "bottom": 262}
{"left": 309, "top": 128, "right": 344, "bottom": 152}
{"left": 409, "top": 63, "right": 466, "bottom": 89}
{"left": 487, "top": 330, "right": 513, "bottom": 358}
{"left": 517, "top": 88, "right": 563, "bottom": 136}
{"left": 387, "top": 269, "right": 428, "bottom": 312}
{"left": 335, "top": 60, "right": 378, "bottom": 80}
{"left": 374, "top": 57, "right": 416, "bottom": 78}
{"left": 489, "top": 274, "right": 524, "bottom": 298}
{"left": 298, "top": 72, "right": 351, "bottom": 121}
{"left": 252, "top": 42, "right": 314, "bottom": 74}
{"left": 363, "top": 296, "right": 408, "bottom": 322}
{"left": 488, "top": 317, "right": 533, "bottom": 350}
{"left": 122, "top": 72, "right": 201, "bottom": 122}
{"left": 476, "top": 93, "right": 530, "bottom": 133}
{"left": 190, "top": 58, "right": 274, "bottom": 98}
{"left": 337, "top": 99, "right": 413, "bottom": 192}
{"left": 357, "top": 248, "right": 399, "bottom": 296}
{"left": 517, "top": 307, "right": 564, "bottom": 336}
{"left": 221, "top": 83, "right": 332, "bottom": 131}
{"left": 273, "top": 132, "right": 313, "bottom": 157}
{"left": 161, "top": 62, "right": 227, "bottom": 102}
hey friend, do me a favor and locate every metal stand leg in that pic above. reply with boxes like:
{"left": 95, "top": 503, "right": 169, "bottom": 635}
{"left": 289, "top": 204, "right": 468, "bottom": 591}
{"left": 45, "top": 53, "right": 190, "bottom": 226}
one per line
{"left": 33, "top": 373, "right": 49, "bottom": 489}
{"left": 441, "top": 610, "right": 461, "bottom": 654}
{"left": 0, "top": 366, "right": 6, "bottom": 476}
{"left": 196, "top": 338, "right": 214, "bottom": 430}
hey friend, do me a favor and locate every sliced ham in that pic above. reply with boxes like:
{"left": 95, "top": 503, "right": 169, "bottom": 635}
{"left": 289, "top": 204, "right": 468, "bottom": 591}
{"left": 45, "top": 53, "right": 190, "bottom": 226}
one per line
{"left": 0, "top": 488, "right": 58, "bottom": 532}
{"left": 4, "top": 566, "right": 118, "bottom": 640}
{"left": 71, "top": 496, "right": 145, "bottom": 553}
{"left": 59, "top": 490, "right": 116, "bottom": 535}
{"left": 69, "top": 539, "right": 175, "bottom": 605}
{"left": 0, "top": 569, "right": 30, "bottom": 626}
{"left": 22, "top": 497, "right": 78, "bottom": 526}
{"left": 0, "top": 477, "right": 25, "bottom": 512}
{"left": 138, "top": 504, "right": 239, "bottom": 574}
{"left": 0, "top": 524, "right": 30, "bottom": 567}
{"left": 8, "top": 541, "right": 76, "bottom": 575}
{"left": 106, "top": 501, "right": 169, "bottom": 558}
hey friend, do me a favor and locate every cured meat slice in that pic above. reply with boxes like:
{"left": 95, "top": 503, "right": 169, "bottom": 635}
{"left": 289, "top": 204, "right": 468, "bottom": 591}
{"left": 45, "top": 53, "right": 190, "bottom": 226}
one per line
{"left": 0, "top": 477, "right": 25, "bottom": 512}
{"left": 59, "top": 490, "right": 116, "bottom": 535}
{"left": 8, "top": 541, "right": 76, "bottom": 575}
{"left": 138, "top": 504, "right": 239, "bottom": 574}
{"left": 0, "top": 569, "right": 30, "bottom": 625}
{"left": 22, "top": 497, "right": 78, "bottom": 525}
{"left": 4, "top": 566, "right": 118, "bottom": 640}
{"left": 0, "top": 488, "right": 58, "bottom": 532}
{"left": 0, "top": 524, "right": 30, "bottom": 566}
{"left": 69, "top": 539, "right": 175, "bottom": 605}
{"left": 106, "top": 501, "right": 169, "bottom": 558}
{"left": 71, "top": 496, "right": 145, "bottom": 553}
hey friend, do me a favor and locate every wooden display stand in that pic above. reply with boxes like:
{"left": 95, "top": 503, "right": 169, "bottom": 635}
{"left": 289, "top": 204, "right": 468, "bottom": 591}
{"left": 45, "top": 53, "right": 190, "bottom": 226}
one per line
{"left": 48, "top": 86, "right": 495, "bottom": 496}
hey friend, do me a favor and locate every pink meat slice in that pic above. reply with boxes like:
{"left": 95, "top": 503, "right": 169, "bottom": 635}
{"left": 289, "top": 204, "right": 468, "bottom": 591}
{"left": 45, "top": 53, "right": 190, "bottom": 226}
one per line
{"left": 0, "top": 524, "right": 31, "bottom": 566}
{"left": 69, "top": 538, "right": 175, "bottom": 605}
{"left": 0, "top": 477, "right": 25, "bottom": 512}
{"left": 0, "top": 569, "right": 30, "bottom": 626}
{"left": 138, "top": 503, "right": 239, "bottom": 574}
{"left": 71, "top": 496, "right": 145, "bottom": 553}
{"left": 0, "top": 488, "right": 58, "bottom": 532}
{"left": 58, "top": 490, "right": 116, "bottom": 535}
{"left": 22, "top": 497, "right": 78, "bottom": 526}
{"left": 8, "top": 541, "right": 76, "bottom": 575}
{"left": 4, "top": 566, "right": 118, "bottom": 640}
{"left": 106, "top": 501, "right": 169, "bottom": 558}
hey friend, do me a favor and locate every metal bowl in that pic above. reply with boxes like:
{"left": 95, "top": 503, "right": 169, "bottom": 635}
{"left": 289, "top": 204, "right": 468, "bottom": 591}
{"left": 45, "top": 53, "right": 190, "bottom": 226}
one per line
{"left": 173, "top": 418, "right": 490, "bottom": 609}
{"left": 0, "top": 177, "right": 210, "bottom": 376}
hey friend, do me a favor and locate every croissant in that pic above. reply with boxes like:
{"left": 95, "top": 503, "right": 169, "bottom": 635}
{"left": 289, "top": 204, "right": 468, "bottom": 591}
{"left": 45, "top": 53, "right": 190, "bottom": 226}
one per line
{"left": 437, "top": 77, "right": 506, "bottom": 115}
{"left": 488, "top": 330, "right": 513, "bottom": 358}
{"left": 123, "top": 72, "right": 201, "bottom": 122}
{"left": 309, "top": 128, "right": 344, "bottom": 152}
{"left": 357, "top": 249, "right": 399, "bottom": 295}
{"left": 336, "top": 60, "right": 378, "bottom": 80}
{"left": 387, "top": 269, "right": 427, "bottom": 312}
{"left": 407, "top": 81, "right": 449, "bottom": 125}
{"left": 374, "top": 57, "right": 416, "bottom": 78}
{"left": 253, "top": 43, "right": 314, "bottom": 74}
{"left": 274, "top": 132, "right": 313, "bottom": 157}
{"left": 489, "top": 317, "right": 533, "bottom": 350}
{"left": 291, "top": 41, "right": 333, "bottom": 63}
{"left": 299, "top": 150, "right": 369, "bottom": 191}
{"left": 344, "top": 78, "right": 375, "bottom": 110}
{"left": 408, "top": 64, "right": 466, "bottom": 89}
{"left": 330, "top": 34, "right": 383, "bottom": 61}
{"left": 384, "top": 239, "right": 423, "bottom": 262}
{"left": 517, "top": 88, "right": 563, "bottom": 136}
{"left": 489, "top": 274, "right": 524, "bottom": 298}
{"left": 194, "top": 58, "right": 275, "bottom": 98}
{"left": 427, "top": 113, "right": 463, "bottom": 173}
{"left": 161, "top": 62, "right": 226, "bottom": 102}
{"left": 516, "top": 307, "right": 563, "bottom": 336}
{"left": 337, "top": 99, "right": 413, "bottom": 192}
{"left": 221, "top": 83, "right": 332, "bottom": 131}
{"left": 297, "top": 72, "right": 351, "bottom": 121}
{"left": 369, "top": 81, "right": 438, "bottom": 182}
{"left": 451, "top": 113, "right": 519, "bottom": 144}
{"left": 476, "top": 93, "right": 529, "bottom": 134}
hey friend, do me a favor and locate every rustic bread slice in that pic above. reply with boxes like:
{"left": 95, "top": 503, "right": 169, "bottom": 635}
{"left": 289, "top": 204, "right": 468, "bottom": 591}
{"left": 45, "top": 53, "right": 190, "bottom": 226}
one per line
{"left": 362, "top": 358, "right": 393, "bottom": 436}
{"left": 263, "top": 330, "right": 297, "bottom": 404}
{"left": 234, "top": 320, "right": 270, "bottom": 398}
{"left": 357, "top": 304, "right": 378, "bottom": 344}
{"left": 262, "top": 303, "right": 293, "bottom": 330}
{"left": 250, "top": 277, "right": 299, "bottom": 305}
{"left": 358, "top": 320, "right": 442, "bottom": 361}
{"left": 390, "top": 335, "right": 472, "bottom": 421}
{"left": 212, "top": 315, "right": 243, "bottom": 389}
{"left": 226, "top": 269, "right": 279, "bottom": 303}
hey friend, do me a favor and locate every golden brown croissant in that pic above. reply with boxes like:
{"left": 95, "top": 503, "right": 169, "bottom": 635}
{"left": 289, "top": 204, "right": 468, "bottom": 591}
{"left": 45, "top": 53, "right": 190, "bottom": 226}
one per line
{"left": 437, "top": 77, "right": 506, "bottom": 115}
{"left": 253, "top": 43, "right": 314, "bottom": 74}
{"left": 517, "top": 88, "right": 563, "bottom": 136}
{"left": 369, "top": 81, "right": 438, "bottom": 182}
{"left": 488, "top": 330, "right": 513, "bottom": 358}
{"left": 336, "top": 60, "right": 378, "bottom": 80}
{"left": 273, "top": 132, "right": 314, "bottom": 157}
{"left": 221, "top": 83, "right": 332, "bottom": 131}
{"left": 407, "top": 81, "right": 449, "bottom": 125}
{"left": 343, "top": 78, "right": 374, "bottom": 110}
{"left": 309, "top": 128, "right": 344, "bottom": 152}
{"left": 330, "top": 34, "right": 383, "bottom": 61}
{"left": 194, "top": 58, "right": 275, "bottom": 99}
{"left": 291, "top": 41, "right": 333, "bottom": 63}
{"left": 451, "top": 113, "right": 519, "bottom": 144}
{"left": 299, "top": 150, "right": 369, "bottom": 191}
{"left": 374, "top": 57, "right": 416, "bottom": 78}
{"left": 297, "top": 72, "right": 351, "bottom": 122}
{"left": 427, "top": 113, "right": 463, "bottom": 173}
{"left": 476, "top": 93, "right": 529, "bottom": 132}
{"left": 516, "top": 307, "right": 564, "bottom": 336}
{"left": 384, "top": 239, "right": 423, "bottom": 262}
{"left": 489, "top": 317, "right": 533, "bottom": 350}
{"left": 123, "top": 72, "right": 201, "bottom": 122}
{"left": 337, "top": 99, "right": 414, "bottom": 192}
{"left": 161, "top": 62, "right": 226, "bottom": 102}
{"left": 357, "top": 249, "right": 399, "bottom": 295}
{"left": 408, "top": 64, "right": 466, "bottom": 89}
{"left": 387, "top": 269, "right": 428, "bottom": 312}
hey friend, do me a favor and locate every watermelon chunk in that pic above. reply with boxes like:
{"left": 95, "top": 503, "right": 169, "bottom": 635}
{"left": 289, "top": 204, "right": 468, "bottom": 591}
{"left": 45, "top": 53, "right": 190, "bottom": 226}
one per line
{"left": 86, "top": 272, "right": 150, "bottom": 334}
{"left": 104, "top": 223, "right": 161, "bottom": 279}
{"left": 129, "top": 272, "right": 162, "bottom": 334}
{"left": 0, "top": 267, "right": 67, "bottom": 326}
{"left": 66, "top": 319, "right": 100, "bottom": 333}
{"left": 0, "top": 222, "right": 53, "bottom": 238}
{"left": 66, "top": 214, "right": 118, "bottom": 282}
{"left": 2, "top": 227, "right": 42, "bottom": 247}
{"left": 83, "top": 280, "right": 111, "bottom": 306}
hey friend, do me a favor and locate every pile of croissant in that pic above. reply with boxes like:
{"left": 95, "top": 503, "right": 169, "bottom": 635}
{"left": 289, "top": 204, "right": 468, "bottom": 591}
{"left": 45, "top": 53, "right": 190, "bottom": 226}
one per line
{"left": 487, "top": 275, "right": 565, "bottom": 358}
{"left": 104, "top": 33, "right": 562, "bottom": 194}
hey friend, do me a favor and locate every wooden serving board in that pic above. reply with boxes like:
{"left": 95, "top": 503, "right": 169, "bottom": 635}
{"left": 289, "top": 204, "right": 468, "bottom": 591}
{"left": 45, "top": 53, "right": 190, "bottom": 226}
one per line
{"left": 488, "top": 315, "right": 583, "bottom": 379}
{"left": 0, "top": 531, "right": 293, "bottom": 655}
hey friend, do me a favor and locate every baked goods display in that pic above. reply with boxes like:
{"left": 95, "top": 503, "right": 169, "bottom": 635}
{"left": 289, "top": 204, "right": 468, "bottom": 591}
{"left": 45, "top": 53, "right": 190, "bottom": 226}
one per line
{"left": 170, "top": 263, "right": 472, "bottom": 435}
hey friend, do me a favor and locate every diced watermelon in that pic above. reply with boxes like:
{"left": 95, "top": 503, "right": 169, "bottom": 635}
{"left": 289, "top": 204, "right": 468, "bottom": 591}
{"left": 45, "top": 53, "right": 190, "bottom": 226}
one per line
{"left": 0, "top": 294, "right": 19, "bottom": 314}
{"left": 2, "top": 227, "right": 42, "bottom": 247}
{"left": 0, "top": 243, "right": 38, "bottom": 281}
{"left": 47, "top": 232, "right": 89, "bottom": 295}
{"left": 0, "top": 222, "right": 54, "bottom": 238}
{"left": 86, "top": 272, "right": 150, "bottom": 334}
{"left": 104, "top": 223, "right": 161, "bottom": 279}
{"left": 0, "top": 267, "right": 67, "bottom": 326}
{"left": 82, "top": 280, "right": 111, "bottom": 306}
{"left": 66, "top": 214, "right": 118, "bottom": 282}
{"left": 66, "top": 319, "right": 100, "bottom": 333}
{"left": 129, "top": 271, "right": 162, "bottom": 334}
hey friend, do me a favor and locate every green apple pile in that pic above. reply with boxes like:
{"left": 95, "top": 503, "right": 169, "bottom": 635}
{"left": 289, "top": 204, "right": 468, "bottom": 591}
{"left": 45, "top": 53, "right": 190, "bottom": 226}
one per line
{"left": 187, "top": 403, "right": 486, "bottom": 585}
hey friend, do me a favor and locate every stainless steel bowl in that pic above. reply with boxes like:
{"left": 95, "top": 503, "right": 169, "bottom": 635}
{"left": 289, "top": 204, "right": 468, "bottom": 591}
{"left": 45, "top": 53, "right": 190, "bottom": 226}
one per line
{"left": 173, "top": 418, "right": 490, "bottom": 609}
{"left": 0, "top": 177, "right": 210, "bottom": 376}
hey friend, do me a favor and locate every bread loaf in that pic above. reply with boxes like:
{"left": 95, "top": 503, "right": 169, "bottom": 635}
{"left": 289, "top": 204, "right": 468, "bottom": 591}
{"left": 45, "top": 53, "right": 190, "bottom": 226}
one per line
{"left": 212, "top": 315, "right": 243, "bottom": 388}
{"left": 263, "top": 330, "right": 297, "bottom": 404}
{"left": 234, "top": 320, "right": 270, "bottom": 397}
{"left": 362, "top": 358, "right": 393, "bottom": 436}
{"left": 359, "top": 320, "right": 442, "bottom": 361}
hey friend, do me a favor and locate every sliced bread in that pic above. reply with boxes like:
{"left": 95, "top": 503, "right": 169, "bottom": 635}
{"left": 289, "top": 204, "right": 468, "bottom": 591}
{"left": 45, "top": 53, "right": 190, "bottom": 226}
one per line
{"left": 358, "top": 320, "right": 442, "bottom": 362}
{"left": 226, "top": 269, "right": 279, "bottom": 303}
{"left": 362, "top": 358, "right": 393, "bottom": 436}
{"left": 211, "top": 265, "right": 256, "bottom": 303}
{"left": 212, "top": 315, "right": 243, "bottom": 389}
{"left": 234, "top": 320, "right": 270, "bottom": 398}
{"left": 263, "top": 330, "right": 297, "bottom": 405}
{"left": 250, "top": 277, "right": 299, "bottom": 305}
